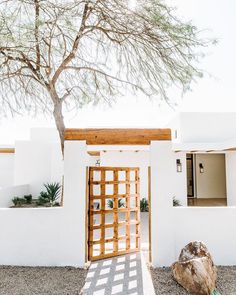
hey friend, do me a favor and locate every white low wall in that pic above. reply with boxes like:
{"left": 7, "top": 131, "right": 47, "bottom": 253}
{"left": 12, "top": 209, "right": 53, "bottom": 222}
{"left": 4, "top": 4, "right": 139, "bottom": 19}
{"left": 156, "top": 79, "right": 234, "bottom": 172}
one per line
{"left": 0, "top": 207, "right": 84, "bottom": 266}
{"left": 150, "top": 140, "right": 236, "bottom": 267}
{"left": 0, "top": 141, "right": 87, "bottom": 267}
{"left": 0, "top": 184, "right": 30, "bottom": 208}
{"left": 173, "top": 207, "right": 236, "bottom": 266}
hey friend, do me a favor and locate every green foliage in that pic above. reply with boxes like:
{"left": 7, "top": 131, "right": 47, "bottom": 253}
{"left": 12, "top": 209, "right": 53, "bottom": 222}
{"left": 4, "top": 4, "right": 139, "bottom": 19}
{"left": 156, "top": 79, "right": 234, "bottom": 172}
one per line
{"left": 37, "top": 191, "right": 50, "bottom": 206}
{"left": 211, "top": 290, "right": 221, "bottom": 295}
{"left": 0, "top": 0, "right": 215, "bottom": 154}
{"left": 140, "top": 198, "right": 149, "bottom": 212}
{"left": 12, "top": 197, "right": 25, "bottom": 207}
{"left": 173, "top": 197, "right": 182, "bottom": 207}
{"left": 37, "top": 182, "right": 61, "bottom": 207}
{"left": 44, "top": 182, "right": 61, "bottom": 205}
{"left": 107, "top": 199, "right": 125, "bottom": 209}
{"left": 24, "top": 194, "right": 32, "bottom": 204}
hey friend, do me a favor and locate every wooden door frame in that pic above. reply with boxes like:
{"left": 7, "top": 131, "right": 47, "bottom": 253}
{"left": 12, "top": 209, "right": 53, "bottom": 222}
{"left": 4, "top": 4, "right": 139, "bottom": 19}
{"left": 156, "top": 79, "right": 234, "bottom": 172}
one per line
{"left": 148, "top": 166, "right": 152, "bottom": 263}
{"left": 85, "top": 166, "right": 89, "bottom": 263}
{"left": 85, "top": 166, "right": 153, "bottom": 263}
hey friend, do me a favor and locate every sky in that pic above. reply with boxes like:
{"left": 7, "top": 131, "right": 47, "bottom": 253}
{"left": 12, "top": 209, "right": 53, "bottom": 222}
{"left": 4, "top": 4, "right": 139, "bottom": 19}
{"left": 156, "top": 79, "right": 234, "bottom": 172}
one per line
{"left": 1, "top": 0, "right": 236, "bottom": 144}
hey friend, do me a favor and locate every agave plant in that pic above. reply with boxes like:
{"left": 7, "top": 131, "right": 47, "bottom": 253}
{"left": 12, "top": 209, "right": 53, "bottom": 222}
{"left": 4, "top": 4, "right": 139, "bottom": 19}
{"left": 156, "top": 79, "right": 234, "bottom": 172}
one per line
{"left": 173, "top": 197, "right": 182, "bottom": 207}
{"left": 37, "top": 183, "right": 61, "bottom": 207}
{"left": 44, "top": 182, "right": 61, "bottom": 206}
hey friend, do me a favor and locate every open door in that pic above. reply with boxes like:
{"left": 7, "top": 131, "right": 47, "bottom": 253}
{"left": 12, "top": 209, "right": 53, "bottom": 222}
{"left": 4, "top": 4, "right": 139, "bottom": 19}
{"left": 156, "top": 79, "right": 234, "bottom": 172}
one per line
{"left": 88, "top": 167, "right": 140, "bottom": 261}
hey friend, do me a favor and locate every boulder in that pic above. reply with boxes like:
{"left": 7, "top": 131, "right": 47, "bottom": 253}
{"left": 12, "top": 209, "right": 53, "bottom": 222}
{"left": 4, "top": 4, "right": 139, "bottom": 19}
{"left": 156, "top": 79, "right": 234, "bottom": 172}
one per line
{"left": 172, "top": 241, "right": 217, "bottom": 295}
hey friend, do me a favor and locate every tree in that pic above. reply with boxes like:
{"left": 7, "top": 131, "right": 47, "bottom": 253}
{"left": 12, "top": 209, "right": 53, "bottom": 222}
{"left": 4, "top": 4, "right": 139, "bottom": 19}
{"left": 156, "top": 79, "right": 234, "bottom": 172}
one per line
{"left": 0, "top": 0, "right": 212, "bottom": 153}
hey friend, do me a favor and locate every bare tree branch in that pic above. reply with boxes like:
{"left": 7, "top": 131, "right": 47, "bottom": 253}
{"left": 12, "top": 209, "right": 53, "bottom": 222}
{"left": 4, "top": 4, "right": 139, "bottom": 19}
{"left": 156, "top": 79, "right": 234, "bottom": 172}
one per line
{"left": 0, "top": 0, "right": 214, "bottom": 153}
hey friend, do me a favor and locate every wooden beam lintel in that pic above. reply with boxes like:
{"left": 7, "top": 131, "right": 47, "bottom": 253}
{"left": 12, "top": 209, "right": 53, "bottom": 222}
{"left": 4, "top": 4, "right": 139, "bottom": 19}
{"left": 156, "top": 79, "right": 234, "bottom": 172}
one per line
{"left": 65, "top": 128, "right": 171, "bottom": 145}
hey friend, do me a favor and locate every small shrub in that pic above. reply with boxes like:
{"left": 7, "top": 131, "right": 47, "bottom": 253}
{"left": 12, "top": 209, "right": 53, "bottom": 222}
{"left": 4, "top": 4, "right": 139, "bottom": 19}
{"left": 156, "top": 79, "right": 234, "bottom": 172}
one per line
{"left": 37, "top": 182, "right": 61, "bottom": 207}
{"left": 12, "top": 197, "right": 25, "bottom": 207}
{"left": 24, "top": 194, "right": 32, "bottom": 204}
{"left": 107, "top": 199, "right": 124, "bottom": 209}
{"left": 173, "top": 197, "right": 182, "bottom": 207}
{"left": 140, "top": 198, "right": 149, "bottom": 212}
{"left": 37, "top": 191, "right": 50, "bottom": 206}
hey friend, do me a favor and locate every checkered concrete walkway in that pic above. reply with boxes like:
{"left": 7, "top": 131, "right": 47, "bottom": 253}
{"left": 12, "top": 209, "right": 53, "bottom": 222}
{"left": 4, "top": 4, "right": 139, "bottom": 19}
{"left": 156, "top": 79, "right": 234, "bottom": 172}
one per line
{"left": 81, "top": 252, "right": 155, "bottom": 295}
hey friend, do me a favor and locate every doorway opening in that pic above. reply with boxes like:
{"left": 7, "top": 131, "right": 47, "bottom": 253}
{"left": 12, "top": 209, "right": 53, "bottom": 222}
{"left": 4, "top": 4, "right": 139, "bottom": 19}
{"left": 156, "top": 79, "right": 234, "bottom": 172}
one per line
{"left": 64, "top": 127, "right": 171, "bottom": 263}
{"left": 187, "top": 153, "right": 227, "bottom": 206}
{"left": 86, "top": 154, "right": 151, "bottom": 264}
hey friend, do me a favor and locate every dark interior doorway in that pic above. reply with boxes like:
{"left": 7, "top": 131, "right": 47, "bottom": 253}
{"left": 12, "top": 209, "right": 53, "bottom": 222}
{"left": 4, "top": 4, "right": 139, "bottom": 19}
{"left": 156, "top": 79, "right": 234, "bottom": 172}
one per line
{"left": 186, "top": 154, "right": 194, "bottom": 199}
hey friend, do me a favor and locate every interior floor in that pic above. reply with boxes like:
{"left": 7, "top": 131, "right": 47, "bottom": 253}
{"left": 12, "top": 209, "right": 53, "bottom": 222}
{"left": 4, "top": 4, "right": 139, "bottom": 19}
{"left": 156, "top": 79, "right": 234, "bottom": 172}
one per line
{"left": 188, "top": 198, "right": 227, "bottom": 207}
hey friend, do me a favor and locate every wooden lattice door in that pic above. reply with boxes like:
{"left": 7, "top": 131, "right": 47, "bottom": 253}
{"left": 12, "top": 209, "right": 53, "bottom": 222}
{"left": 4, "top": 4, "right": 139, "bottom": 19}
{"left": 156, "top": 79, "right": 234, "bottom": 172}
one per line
{"left": 88, "top": 167, "right": 140, "bottom": 261}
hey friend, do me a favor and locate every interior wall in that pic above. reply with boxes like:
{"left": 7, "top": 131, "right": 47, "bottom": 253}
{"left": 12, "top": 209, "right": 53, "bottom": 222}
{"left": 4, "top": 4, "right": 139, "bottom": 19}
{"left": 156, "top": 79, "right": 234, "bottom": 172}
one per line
{"left": 100, "top": 151, "right": 150, "bottom": 200}
{"left": 225, "top": 152, "right": 236, "bottom": 206}
{"left": 195, "top": 154, "right": 226, "bottom": 199}
{"left": 0, "top": 154, "right": 14, "bottom": 188}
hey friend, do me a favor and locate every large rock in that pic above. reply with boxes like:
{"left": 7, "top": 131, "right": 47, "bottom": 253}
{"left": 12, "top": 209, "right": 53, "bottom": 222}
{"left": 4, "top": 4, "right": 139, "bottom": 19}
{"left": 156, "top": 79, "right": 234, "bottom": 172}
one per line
{"left": 172, "top": 241, "right": 217, "bottom": 295}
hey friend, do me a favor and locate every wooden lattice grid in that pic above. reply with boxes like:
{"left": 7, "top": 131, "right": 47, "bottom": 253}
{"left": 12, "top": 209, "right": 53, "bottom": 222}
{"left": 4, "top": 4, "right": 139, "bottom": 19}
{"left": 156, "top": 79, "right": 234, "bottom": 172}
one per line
{"left": 88, "top": 167, "right": 140, "bottom": 261}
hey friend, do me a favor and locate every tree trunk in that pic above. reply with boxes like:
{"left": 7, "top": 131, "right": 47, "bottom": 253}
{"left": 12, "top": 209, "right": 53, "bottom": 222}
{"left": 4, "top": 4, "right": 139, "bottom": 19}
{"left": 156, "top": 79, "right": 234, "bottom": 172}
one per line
{"left": 53, "top": 101, "right": 65, "bottom": 155}
{"left": 47, "top": 85, "right": 66, "bottom": 155}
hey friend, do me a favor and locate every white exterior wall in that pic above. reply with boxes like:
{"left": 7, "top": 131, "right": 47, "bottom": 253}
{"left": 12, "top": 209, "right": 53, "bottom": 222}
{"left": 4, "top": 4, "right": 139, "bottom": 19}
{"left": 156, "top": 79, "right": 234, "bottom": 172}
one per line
{"left": 88, "top": 155, "right": 100, "bottom": 167}
{"left": 14, "top": 141, "right": 63, "bottom": 196}
{"left": 100, "top": 151, "right": 150, "bottom": 199}
{"left": 0, "top": 141, "right": 87, "bottom": 267}
{"left": 0, "top": 154, "right": 14, "bottom": 187}
{"left": 173, "top": 207, "right": 236, "bottom": 265}
{"left": 176, "top": 112, "right": 236, "bottom": 143}
{"left": 150, "top": 141, "right": 236, "bottom": 267}
{"left": 150, "top": 141, "right": 187, "bottom": 267}
{"left": 0, "top": 184, "right": 29, "bottom": 208}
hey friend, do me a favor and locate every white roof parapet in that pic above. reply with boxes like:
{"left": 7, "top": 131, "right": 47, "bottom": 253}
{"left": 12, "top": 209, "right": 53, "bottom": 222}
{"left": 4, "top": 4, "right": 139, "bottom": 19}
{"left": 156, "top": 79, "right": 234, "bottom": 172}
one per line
{"left": 172, "top": 137, "right": 236, "bottom": 152}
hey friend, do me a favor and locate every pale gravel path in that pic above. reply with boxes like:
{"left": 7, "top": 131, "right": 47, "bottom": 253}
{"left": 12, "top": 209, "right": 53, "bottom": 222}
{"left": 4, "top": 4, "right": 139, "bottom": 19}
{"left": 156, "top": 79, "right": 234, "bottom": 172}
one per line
{"left": 0, "top": 266, "right": 87, "bottom": 295}
{"left": 151, "top": 266, "right": 236, "bottom": 295}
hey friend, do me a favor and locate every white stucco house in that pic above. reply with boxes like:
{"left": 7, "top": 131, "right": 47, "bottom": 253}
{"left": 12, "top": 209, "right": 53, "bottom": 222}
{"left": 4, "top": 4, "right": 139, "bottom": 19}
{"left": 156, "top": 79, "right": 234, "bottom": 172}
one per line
{"left": 1, "top": 112, "right": 236, "bottom": 267}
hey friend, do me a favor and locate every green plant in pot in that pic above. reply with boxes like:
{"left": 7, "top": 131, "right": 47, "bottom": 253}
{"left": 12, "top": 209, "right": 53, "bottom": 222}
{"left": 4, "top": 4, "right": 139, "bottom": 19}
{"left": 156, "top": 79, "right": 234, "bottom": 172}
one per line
{"left": 107, "top": 199, "right": 124, "bottom": 209}
{"left": 140, "top": 198, "right": 149, "bottom": 212}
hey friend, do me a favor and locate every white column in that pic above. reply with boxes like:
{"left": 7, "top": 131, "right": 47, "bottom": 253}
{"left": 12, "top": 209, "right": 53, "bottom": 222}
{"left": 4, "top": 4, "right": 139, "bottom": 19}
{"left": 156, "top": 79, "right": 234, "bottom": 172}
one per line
{"left": 64, "top": 140, "right": 87, "bottom": 266}
{"left": 150, "top": 141, "right": 175, "bottom": 267}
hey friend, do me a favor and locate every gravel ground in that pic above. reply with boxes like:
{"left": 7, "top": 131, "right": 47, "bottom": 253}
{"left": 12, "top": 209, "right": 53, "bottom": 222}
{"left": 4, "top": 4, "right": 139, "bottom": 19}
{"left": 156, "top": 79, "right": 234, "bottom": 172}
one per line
{"left": 150, "top": 266, "right": 236, "bottom": 295}
{"left": 0, "top": 266, "right": 87, "bottom": 295}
